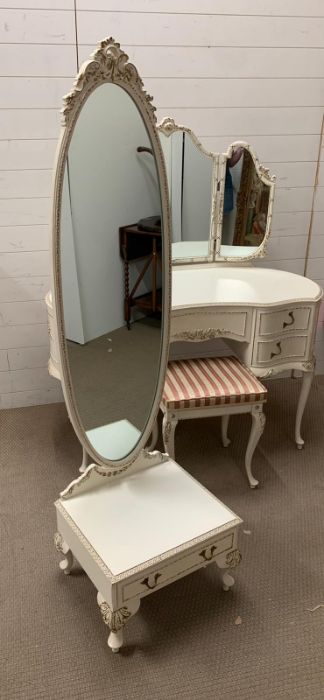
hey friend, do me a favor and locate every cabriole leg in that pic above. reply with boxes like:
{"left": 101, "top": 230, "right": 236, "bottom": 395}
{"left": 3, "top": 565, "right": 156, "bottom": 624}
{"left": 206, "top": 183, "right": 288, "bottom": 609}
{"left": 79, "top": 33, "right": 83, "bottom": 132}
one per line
{"left": 245, "top": 405, "right": 266, "bottom": 488}
{"left": 215, "top": 549, "right": 242, "bottom": 591}
{"left": 162, "top": 412, "right": 178, "bottom": 460}
{"left": 54, "top": 533, "right": 73, "bottom": 575}
{"left": 295, "top": 367, "right": 314, "bottom": 449}
{"left": 221, "top": 414, "right": 231, "bottom": 447}
{"left": 97, "top": 592, "right": 140, "bottom": 653}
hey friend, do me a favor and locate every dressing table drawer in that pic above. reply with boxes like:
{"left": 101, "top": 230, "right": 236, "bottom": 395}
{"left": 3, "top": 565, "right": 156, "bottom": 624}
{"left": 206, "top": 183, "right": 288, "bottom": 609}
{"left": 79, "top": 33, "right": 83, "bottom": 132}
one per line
{"left": 171, "top": 308, "right": 251, "bottom": 342}
{"left": 253, "top": 335, "right": 308, "bottom": 366}
{"left": 121, "top": 532, "right": 235, "bottom": 603}
{"left": 257, "top": 307, "right": 311, "bottom": 338}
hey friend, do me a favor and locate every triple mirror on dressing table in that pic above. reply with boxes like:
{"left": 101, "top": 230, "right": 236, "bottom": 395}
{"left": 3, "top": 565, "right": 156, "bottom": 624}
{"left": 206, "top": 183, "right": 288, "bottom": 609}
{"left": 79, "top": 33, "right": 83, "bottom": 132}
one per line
{"left": 50, "top": 38, "right": 242, "bottom": 655}
{"left": 159, "top": 118, "right": 322, "bottom": 450}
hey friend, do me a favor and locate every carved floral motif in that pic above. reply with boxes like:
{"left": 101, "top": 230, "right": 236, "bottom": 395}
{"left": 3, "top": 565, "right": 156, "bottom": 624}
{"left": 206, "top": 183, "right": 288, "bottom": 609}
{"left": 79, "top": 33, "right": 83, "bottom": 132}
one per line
{"left": 61, "top": 37, "right": 156, "bottom": 126}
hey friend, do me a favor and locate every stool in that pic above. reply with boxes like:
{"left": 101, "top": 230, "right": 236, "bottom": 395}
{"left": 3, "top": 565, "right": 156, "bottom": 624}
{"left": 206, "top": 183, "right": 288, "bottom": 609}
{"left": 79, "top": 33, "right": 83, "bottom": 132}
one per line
{"left": 160, "top": 356, "right": 267, "bottom": 488}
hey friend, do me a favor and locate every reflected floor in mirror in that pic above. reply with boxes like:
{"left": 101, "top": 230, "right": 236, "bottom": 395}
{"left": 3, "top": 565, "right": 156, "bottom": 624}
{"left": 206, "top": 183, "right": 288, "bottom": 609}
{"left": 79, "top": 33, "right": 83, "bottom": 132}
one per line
{"left": 67, "top": 316, "right": 161, "bottom": 434}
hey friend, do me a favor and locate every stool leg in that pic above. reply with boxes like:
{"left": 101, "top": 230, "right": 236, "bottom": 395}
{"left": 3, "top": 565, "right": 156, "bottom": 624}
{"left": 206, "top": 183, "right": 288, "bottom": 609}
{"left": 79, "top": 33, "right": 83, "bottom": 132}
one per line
{"left": 162, "top": 412, "right": 178, "bottom": 460}
{"left": 221, "top": 414, "right": 231, "bottom": 447}
{"left": 245, "top": 405, "right": 266, "bottom": 488}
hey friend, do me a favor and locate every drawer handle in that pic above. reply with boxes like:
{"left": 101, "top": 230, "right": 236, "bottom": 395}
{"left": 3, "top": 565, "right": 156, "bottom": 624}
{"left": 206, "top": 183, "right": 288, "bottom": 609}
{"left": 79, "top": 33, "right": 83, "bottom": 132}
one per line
{"left": 199, "top": 545, "right": 217, "bottom": 562}
{"left": 141, "top": 573, "right": 161, "bottom": 590}
{"left": 270, "top": 341, "right": 282, "bottom": 359}
{"left": 283, "top": 311, "right": 295, "bottom": 329}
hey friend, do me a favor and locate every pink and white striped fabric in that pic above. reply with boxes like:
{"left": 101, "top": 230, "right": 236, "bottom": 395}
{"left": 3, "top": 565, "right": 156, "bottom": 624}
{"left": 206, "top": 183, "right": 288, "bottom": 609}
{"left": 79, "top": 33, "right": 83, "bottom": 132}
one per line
{"left": 162, "top": 356, "right": 267, "bottom": 409}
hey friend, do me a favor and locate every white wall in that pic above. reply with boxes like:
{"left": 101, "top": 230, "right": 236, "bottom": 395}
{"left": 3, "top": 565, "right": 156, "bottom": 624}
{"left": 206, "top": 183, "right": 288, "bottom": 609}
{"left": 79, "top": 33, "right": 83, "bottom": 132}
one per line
{"left": 1, "top": 0, "right": 324, "bottom": 408}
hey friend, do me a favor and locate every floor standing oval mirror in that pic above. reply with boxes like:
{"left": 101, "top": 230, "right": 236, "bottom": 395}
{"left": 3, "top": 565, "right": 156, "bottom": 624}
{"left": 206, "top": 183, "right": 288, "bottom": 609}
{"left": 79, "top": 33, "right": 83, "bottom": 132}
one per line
{"left": 52, "top": 38, "right": 171, "bottom": 470}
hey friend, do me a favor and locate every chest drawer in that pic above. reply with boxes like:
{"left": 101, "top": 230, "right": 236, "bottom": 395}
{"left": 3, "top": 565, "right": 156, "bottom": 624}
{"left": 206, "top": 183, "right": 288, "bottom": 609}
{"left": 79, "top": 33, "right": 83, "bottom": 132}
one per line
{"left": 257, "top": 307, "right": 311, "bottom": 338}
{"left": 121, "top": 531, "right": 235, "bottom": 603}
{"left": 253, "top": 335, "right": 308, "bottom": 366}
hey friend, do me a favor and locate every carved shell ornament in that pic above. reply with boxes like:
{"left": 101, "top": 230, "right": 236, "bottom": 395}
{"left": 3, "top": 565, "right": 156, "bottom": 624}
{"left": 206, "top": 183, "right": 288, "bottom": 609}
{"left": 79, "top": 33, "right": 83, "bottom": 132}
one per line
{"left": 61, "top": 37, "right": 156, "bottom": 127}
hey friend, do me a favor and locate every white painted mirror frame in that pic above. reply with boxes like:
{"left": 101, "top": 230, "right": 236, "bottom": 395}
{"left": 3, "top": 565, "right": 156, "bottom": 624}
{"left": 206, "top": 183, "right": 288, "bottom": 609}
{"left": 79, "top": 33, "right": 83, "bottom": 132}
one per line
{"left": 51, "top": 38, "right": 171, "bottom": 475}
{"left": 157, "top": 117, "right": 276, "bottom": 265}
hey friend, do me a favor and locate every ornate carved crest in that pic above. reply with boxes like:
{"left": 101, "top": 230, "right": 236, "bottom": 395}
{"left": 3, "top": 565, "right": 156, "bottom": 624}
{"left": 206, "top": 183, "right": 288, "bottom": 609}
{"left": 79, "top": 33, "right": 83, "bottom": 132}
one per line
{"left": 61, "top": 37, "right": 156, "bottom": 126}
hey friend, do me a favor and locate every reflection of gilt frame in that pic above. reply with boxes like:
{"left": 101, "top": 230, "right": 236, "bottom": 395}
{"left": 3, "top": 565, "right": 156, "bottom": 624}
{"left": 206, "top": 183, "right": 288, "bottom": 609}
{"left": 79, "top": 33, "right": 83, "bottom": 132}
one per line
{"left": 157, "top": 117, "right": 276, "bottom": 265}
{"left": 232, "top": 150, "right": 269, "bottom": 247}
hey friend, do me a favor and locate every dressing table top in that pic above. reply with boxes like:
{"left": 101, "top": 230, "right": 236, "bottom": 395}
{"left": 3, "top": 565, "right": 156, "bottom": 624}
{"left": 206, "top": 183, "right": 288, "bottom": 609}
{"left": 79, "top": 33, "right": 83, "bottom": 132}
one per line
{"left": 59, "top": 459, "right": 239, "bottom": 576}
{"left": 172, "top": 266, "right": 322, "bottom": 309}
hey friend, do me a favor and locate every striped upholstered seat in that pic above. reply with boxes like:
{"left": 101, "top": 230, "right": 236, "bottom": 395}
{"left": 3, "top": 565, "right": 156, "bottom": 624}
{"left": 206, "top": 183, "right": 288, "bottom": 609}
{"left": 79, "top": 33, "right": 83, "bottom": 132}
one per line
{"left": 163, "top": 356, "right": 267, "bottom": 410}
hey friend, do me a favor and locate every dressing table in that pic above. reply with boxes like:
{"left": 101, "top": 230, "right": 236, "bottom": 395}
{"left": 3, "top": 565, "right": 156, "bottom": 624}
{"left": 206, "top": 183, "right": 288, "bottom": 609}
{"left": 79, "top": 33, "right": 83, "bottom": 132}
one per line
{"left": 50, "top": 38, "right": 242, "bottom": 655}
{"left": 158, "top": 119, "right": 323, "bottom": 449}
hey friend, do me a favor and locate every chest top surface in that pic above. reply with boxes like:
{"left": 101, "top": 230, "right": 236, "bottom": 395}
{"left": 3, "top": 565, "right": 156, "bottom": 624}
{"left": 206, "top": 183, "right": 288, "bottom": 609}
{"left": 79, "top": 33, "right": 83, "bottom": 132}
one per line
{"left": 59, "top": 459, "right": 240, "bottom": 576}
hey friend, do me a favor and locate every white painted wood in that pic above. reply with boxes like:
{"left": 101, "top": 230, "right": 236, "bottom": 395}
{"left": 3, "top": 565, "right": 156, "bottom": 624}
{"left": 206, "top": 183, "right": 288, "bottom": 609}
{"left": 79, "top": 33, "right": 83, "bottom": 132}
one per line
{"left": 1, "top": 1, "right": 73, "bottom": 8}
{"left": 75, "top": 0, "right": 324, "bottom": 16}
{"left": 271, "top": 212, "right": 311, "bottom": 237}
{"left": 0, "top": 300, "right": 46, "bottom": 326}
{"left": 77, "top": 12, "right": 324, "bottom": 48}
{"left": 0, "top": 323, "right": 49, "bottom": 349}
{"left": 0, "top": 371, "right": 11, "bottom": 393}
{"left": 7, "top": 346, "right": 49, "bottom": 370}
{"left": 78, "top": 46, "right": 324, "bottom": 80}
{"left": 203, "top": 136, "right": 321, "bottom": 163}
{"left": 172, "top": 266, "right": 321, "bottom": 308}
{"left": 256, "top": 259, "right": 305, "bottom": 275}
{"left": 272, "top": 162, "right": 316, "bottom": 189}
{"left": 0, "top": 225, "right": 49, "bottom": 252}
{"left": 147, "top": 79, "right": 324, "bottom": 109}
{"left": 55, "top": 458, "right": 242, "bottom": 652}
{"left": 158, "top": 107, "right": 323, "bottom": 137}
{"left": 0, "top": 110, "right": 60, "bottom": 139}
{"left": 0, "top": 171, "right": 52, "bottom": 199}
{"left": 0, "top": 9, "right": 75, "bottom": 44}
{"left": 9, "top": 366, "right": 57, "bottom": 392}
{"left": 267, "top": 236, "right": 307, "bottom": 261}
{"left": 306, "top": 258, "right": 324, "bottom": 279}
{"left": 0, "top": 276, "right": 50, "bottom": 302}
{"left": 60, "top": 459, "right": 240, "bottom": 575}
{"left": 273, "top": 188, "right": 314, "bottom": 213}
{"left": 0, "top": 140, "right": 57, "bottom": 170}
{"left": 314, "top": 187, "right": 324, "bottom": 211}
{"left": 0, "top": 251, "right": 49, "bottom": 278}
{"left": 0, "top": 385, "right": 63, "bottom": 409}
{"left": 0, "top": 349, "right": 9, "bottom": 371}
{"left": 0, "top": 77, "right": 73, "bottom": 108}
{"left": 0, "top": 44, "right": 76, "bottom": 76}
{"left": 308, "top": 235, "right": 324, "bottom": 259}
{"left": 0, "top": 198, "right": 50, "bottom": 226}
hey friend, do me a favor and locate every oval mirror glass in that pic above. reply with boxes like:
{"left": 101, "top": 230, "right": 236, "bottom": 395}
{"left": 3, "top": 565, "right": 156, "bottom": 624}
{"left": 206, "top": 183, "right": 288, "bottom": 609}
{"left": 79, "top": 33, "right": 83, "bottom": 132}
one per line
{"left": 220, "top": 146, "right": 272, "bottom": 259}
{"left": 55, "top": 72, "right": 169, "bottom": 465}
{"left": 159, "top": 123, "right": 213, "bottom": 263}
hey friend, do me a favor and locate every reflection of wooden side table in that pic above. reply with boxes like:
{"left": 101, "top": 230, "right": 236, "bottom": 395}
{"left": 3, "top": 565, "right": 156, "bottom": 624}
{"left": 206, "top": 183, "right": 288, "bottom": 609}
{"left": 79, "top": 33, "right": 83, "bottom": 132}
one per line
{"left": 119, "top": 224, "right": 162, "bottom": 329}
